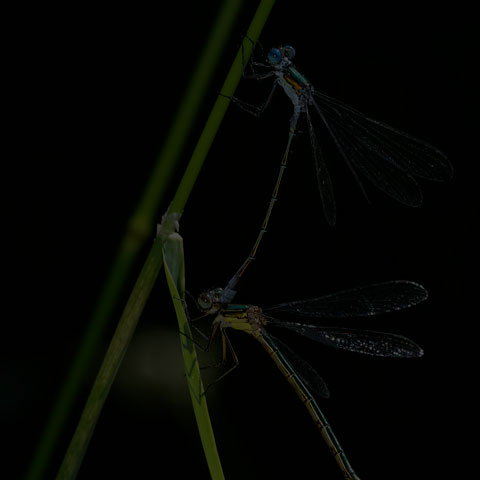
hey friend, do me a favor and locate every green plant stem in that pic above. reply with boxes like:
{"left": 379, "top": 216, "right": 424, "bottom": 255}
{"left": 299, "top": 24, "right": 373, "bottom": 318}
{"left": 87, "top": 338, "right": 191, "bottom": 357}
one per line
{"left": 51, "top": 1, "right": 276, "bottom": 478}
{"left": 170, "top": 0, "right": 277, "bottom": 214}
{"left": 56, "top": 239, "right": 165, "bottom": 479}
{"left": 25, "top": 2, "right": 243, "bottom": 479}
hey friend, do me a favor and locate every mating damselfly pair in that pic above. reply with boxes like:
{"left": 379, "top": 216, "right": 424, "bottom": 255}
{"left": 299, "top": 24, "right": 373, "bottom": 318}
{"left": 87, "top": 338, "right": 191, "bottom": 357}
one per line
{"left": 187, "top": 41, "right": 451, "bottom": 479}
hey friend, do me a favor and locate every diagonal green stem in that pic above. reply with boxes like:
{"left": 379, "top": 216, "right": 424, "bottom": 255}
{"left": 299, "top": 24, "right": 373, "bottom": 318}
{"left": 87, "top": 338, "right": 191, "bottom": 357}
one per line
{"left": 25, "top": 2, "right": 243, "bottom": 479}
{"left": 49, "top": 1, "right": 277, "bottom": 479}
{"left": 56, "top": 239, "right": 165, "bottom": 479}
{"left": 170, "top": 0, "right": 277, "bottom": 214}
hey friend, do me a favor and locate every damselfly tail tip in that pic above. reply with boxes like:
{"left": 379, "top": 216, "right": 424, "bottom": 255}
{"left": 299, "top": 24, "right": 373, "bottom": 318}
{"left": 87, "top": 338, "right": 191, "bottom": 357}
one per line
{"left": 440, "top": 161, "right": 454, "bottom": 182}
{"left": 326, "top": 215, "right": 336, "bottom": 227}
{"left": 432, "top": 149, "right": 454, "bottom": 182}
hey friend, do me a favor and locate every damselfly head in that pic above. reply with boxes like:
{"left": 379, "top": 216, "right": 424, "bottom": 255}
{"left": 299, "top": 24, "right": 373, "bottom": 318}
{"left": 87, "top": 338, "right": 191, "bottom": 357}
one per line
{"left": 267, "top": 47, "right": 282, "bottom": 65}
{"left": 268, "top": 45, "right": 295, "bottom": 66}
{"left": 197, "top": 288, "right": 223, "bottom": 313}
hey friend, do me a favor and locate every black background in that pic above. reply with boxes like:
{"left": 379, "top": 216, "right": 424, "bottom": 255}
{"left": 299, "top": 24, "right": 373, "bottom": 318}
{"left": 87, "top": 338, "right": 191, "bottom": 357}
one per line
{"left": 6, "top": 2, "right": 476, "bottom": 479}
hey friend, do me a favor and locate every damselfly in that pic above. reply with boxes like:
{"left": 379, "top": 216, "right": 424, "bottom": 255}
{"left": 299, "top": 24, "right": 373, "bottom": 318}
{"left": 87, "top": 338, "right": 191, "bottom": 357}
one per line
{"left": 197, "top": 280, "right": 427, "bottom": 480}
{"left": 234, "top": 43, "right": 452, "bottom": 224}
{"left": 216, "top": 44, "right": 452, "bottom": 303}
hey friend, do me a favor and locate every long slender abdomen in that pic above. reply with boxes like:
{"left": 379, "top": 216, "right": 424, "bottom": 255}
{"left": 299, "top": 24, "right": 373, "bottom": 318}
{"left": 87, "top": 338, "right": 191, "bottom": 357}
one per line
{"left": 255, "top": 330, "right": 361, "bottom": 480}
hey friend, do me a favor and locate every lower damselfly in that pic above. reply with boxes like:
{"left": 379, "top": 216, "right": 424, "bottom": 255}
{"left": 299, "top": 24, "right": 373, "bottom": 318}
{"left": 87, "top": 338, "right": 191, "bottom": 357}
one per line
{"left": 197, "top": 280, "right": 427, "bottom": 480}
{"left": 216, "top": 43, "right": 452, "bottom": 303}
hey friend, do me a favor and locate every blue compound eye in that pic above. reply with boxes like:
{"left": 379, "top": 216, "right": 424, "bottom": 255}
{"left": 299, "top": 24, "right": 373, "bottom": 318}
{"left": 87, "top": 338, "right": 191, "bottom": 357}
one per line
{"left": 267, "top": 48, "right": 282, "bottom": 65}
{"left": 282, "top": 45, "right": 296, "bottom": 60}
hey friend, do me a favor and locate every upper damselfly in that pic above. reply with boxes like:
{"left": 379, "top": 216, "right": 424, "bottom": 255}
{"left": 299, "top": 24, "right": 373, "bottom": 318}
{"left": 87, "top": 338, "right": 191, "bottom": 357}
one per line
{"left": 198, "top": 280, "right": 427, "bottom": 479}
{"left": 217, "top": 43, "right": 452, "bottom": 304}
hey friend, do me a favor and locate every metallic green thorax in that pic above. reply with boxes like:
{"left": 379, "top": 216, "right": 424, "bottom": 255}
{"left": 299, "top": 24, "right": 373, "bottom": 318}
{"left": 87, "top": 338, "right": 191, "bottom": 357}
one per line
{"left": 287, "top": 66, "right": 310, "bottom": 88}
{"left": 223, "top": 304, "right": 249, "bottom": 312}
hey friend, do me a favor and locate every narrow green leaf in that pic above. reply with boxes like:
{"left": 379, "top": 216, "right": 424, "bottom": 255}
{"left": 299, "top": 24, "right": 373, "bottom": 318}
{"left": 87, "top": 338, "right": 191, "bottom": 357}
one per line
{"left": 160, "top": 213, "right": 224, "bottom": 480}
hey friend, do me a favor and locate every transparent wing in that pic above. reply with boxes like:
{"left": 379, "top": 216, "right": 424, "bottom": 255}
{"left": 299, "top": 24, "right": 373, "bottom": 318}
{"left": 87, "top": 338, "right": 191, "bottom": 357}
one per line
{"left": 305, "top": 105, "right": 336, "bottom": 226}
{"left": 269, "top": 323, "right": 424, "bottom": 358}
{"left": 263, "top": 330, "right": 330, "bottom": 399}
{"left": 310, "top": 90, "right": 453, "bottom": 206}
{"left": 263, "top": 280, "right": 428, "bottom": 318}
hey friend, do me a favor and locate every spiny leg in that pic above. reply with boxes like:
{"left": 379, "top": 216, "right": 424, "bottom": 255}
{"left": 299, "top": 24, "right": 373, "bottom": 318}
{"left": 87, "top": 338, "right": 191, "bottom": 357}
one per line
{"left": 202, "top": 329, "right": 240, "bottom": 396}
{"left": 219, "top": 77, "right": 277, "bottom": 118}
{"left": 219, "top": 37, "right": 277, "bottom": 115}
{"left": 177, "top": 295, "right": 216, "bottom": 350}
{"left": 240, "top": 34, "right": 269, "bottom": 77}
{"left": 198, "top": 322, "right": 229, "bottom": 369}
